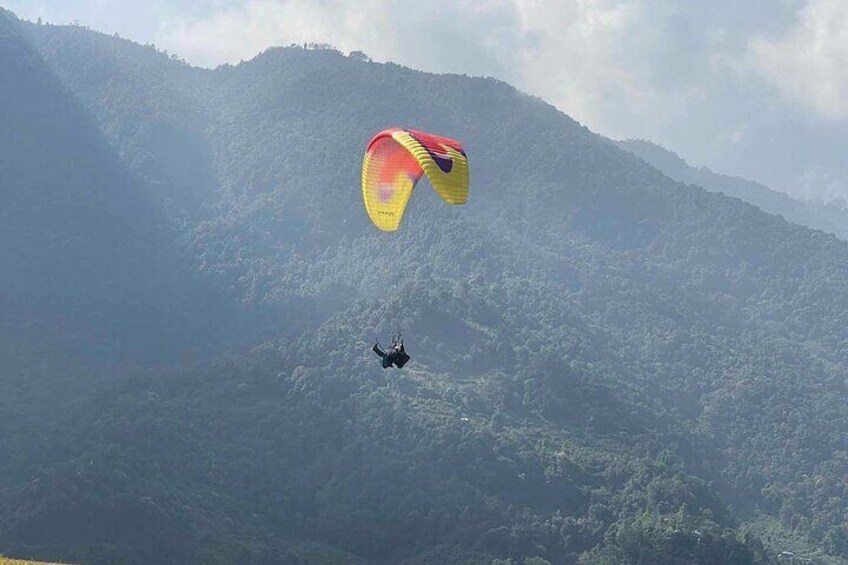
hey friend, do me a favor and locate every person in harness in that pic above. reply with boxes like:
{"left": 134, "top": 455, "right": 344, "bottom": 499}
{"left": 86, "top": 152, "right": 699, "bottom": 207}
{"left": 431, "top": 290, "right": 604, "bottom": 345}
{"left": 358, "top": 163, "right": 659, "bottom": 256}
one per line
{"left": 372, "top": 335, "right": 410, "bottom": 369}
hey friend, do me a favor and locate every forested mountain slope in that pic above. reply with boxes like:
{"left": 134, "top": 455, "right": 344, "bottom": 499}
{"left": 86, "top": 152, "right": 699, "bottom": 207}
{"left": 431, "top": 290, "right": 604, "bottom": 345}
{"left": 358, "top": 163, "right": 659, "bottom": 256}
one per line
{"left": 617, "top": 138, "right": 848, "bottom": 241}
{"left": 0, "top": 13, "right": 255, "bottom": 368}
{"left": 2, "top": 10, "right": 847, "bottom": 564}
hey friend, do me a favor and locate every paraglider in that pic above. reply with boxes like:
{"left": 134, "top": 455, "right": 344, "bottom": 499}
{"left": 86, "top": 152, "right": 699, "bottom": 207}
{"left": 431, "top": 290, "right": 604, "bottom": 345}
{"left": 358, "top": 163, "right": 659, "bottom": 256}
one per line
{"left": 372, "top": 334, "right": 410, "bottom": 369}
{"left": 362, "top": 127, "right": 469, "bottom": 369}
{"left": 361, "top": 128, "right": 469, "bottom": 231}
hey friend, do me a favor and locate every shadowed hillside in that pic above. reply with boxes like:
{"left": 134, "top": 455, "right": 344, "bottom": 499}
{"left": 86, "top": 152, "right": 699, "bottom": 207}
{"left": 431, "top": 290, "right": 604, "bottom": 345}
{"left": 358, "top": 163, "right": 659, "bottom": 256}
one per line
{"left": 0, "top": 12, "right": 260, "bottom": 368}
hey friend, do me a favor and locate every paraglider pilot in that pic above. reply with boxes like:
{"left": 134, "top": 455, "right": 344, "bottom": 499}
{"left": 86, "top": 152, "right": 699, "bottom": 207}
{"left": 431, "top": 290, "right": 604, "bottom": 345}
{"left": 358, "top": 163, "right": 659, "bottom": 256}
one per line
{"left": 373, "top": 335, "right": 410, "bottom": 369}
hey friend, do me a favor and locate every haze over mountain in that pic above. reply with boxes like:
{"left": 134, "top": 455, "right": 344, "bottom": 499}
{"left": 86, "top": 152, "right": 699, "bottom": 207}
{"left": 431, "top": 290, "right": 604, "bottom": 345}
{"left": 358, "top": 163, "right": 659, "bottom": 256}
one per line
{"left": 616, "top": 138, "right": 848, "bottom": 242}
{"left": 4, "top": 8, "right": 848, "bottom": 565}
{"left": 0, "top": 12, "right": 263, "bottom": 373}
{"left": 5, "top": 0, "right": 847, "bottom": 204}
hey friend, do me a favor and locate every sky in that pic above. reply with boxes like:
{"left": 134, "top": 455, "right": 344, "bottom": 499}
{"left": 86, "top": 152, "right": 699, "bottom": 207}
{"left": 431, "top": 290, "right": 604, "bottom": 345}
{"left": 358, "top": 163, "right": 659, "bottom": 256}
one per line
{"left": 5, "top": 0, "right": 848, "bottom": 201}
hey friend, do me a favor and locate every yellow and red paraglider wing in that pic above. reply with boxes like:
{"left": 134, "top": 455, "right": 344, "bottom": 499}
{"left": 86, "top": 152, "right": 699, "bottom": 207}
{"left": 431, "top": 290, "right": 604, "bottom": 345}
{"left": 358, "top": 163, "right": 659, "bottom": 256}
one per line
{"left": 362, "top": 128, "right": 469, "bottom": 231}
{"left": 394, "top": 129, "right": 469, "bottom": 206}
{"left": 362, "top": 129, "right": 425, "bottom": 232}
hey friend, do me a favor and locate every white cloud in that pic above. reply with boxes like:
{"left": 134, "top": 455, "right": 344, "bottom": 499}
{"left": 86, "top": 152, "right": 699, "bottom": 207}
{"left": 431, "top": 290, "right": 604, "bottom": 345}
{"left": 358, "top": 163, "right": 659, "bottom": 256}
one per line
{"left": 156, "top": 0, "right": 519, "bottom": 75}
{"left": 504, "top": 0, "right": 700, "bottom": 137}
{"left": 157, "top": 0, "right": 385, "bottom": 67}
{"left": 796, "top": 165, "right": 848, "bottom": 202}
{"left": 746, "top": 0, "right": 848, "bottom": 120}
{"left": 156, "top": 0, "right": 710, "bottom": 137}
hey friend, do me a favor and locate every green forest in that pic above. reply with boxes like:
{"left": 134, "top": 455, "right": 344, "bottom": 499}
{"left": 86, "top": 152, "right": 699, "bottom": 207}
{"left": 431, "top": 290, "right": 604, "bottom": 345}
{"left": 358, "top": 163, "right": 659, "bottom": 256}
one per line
{"left": 1, "top": 7, "right": 847, "bottom": 564}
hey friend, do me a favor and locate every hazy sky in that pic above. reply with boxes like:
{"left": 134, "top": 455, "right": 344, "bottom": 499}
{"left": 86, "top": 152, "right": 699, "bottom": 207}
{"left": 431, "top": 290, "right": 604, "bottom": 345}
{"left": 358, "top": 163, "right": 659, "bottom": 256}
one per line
{"left": 6, "top": 0, "right": 847, "bottom": 201}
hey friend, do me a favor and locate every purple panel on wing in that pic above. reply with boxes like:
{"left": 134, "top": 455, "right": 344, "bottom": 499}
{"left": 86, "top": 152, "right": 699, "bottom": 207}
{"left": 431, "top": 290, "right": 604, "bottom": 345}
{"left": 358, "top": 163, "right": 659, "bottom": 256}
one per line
{"left": 409, "top": 130, "right": 454, "bottom": 173}
{"left": 430, "top": 151, "right": 454, "bottom": 173}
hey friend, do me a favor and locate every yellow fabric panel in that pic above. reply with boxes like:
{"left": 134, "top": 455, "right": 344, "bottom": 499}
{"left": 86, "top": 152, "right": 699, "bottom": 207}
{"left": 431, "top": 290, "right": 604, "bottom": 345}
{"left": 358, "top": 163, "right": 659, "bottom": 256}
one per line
{"left": 392, "top": 130, "right": 469, "bottom": 206}
{"left": 361, "top": 128, "right": 469, "bottom": 231}
{"left": 361, "top": 136, "right": 420, "bottom": 232}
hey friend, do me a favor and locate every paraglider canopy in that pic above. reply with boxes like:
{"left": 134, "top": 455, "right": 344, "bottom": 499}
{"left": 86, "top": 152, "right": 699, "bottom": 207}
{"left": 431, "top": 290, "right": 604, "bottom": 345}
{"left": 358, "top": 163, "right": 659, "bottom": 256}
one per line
{"left": 361, "top": 128, "right": 469, "bottom": 231}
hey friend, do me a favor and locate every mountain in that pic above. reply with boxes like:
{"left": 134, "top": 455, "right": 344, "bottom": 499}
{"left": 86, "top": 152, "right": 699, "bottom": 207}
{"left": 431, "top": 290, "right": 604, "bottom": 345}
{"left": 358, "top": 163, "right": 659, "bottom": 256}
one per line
{"left": 0, "top": 11, "right": 263, "bottom": 369}
{"left": 0, "top": 15, "right": 271, "bottom": 563}
{"left": 617, "top": 138, "right": 848, "bottom": 241}
{"left": 2, "top": 10, "right": 848, "bottom": 564}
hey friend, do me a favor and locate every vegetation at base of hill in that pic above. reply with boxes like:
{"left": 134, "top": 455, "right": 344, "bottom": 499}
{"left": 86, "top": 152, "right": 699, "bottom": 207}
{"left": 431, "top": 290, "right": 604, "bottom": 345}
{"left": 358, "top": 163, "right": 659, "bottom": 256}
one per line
{"left": 0, "top": 7, "right": 847, "bottom": 564}
{"left": 0, "top": 330, "right": 777, "bottom": 565}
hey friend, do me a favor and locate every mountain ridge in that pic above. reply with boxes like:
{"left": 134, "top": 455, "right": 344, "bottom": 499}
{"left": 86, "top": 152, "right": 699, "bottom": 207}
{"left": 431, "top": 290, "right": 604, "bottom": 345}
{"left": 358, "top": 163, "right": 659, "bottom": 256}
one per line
{"left": 617, "top": 137, "right": 848, "bottom": 241}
